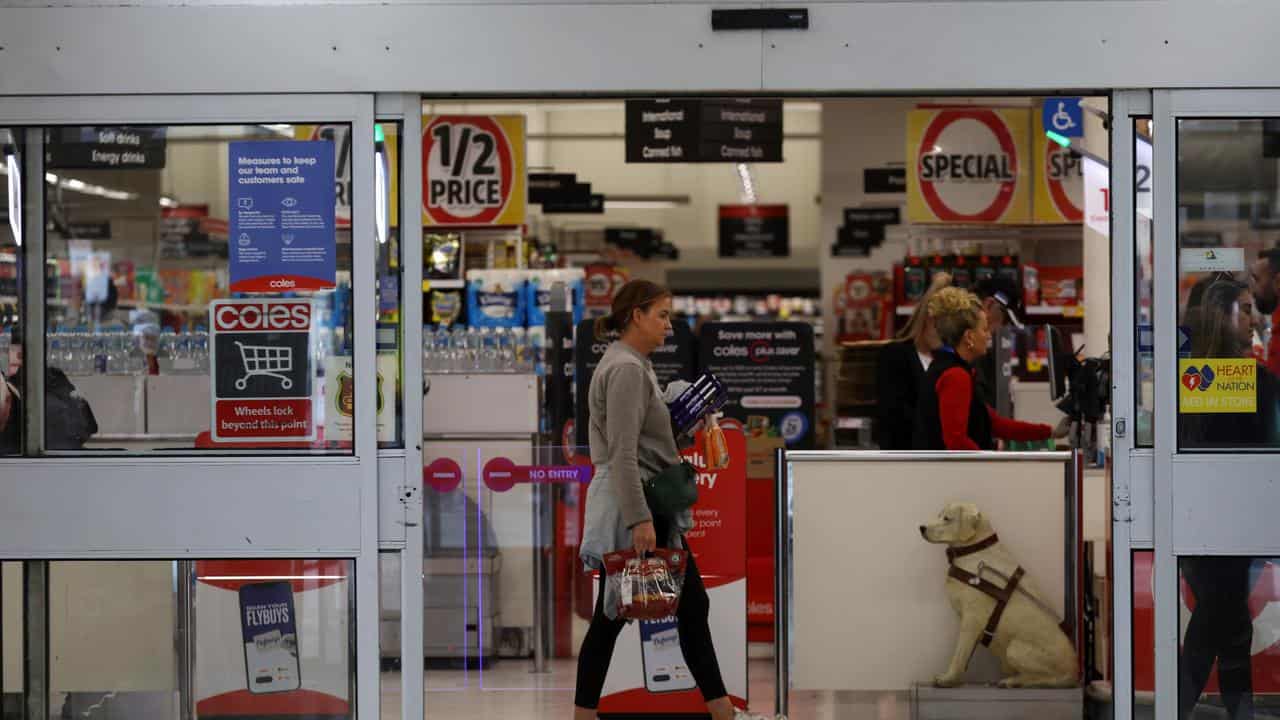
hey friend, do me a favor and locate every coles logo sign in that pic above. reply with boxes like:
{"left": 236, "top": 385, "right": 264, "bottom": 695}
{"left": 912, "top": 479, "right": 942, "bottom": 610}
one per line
{"left": 422, "top": 114, "right": 526, "bottom": 227}
{"left": 907, "top": 107, "right": 1031, "bottom": 224}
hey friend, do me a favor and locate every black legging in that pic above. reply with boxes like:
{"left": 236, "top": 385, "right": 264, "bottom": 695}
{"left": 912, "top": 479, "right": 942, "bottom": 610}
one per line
{"left": 1179, "top": 557, "right": 1257, "bottom": 720}
{"left": 574, "top": 523, "right": 728, "bottom": 710}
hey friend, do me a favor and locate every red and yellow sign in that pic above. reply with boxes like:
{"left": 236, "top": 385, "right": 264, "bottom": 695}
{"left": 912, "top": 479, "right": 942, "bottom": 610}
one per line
{"left": 906, "top": 107, "right": 1031, "bottom": 224}
{"left": 1179, "top": 358, "right": 1257, "bottom": 414}
{"left": 1032, "top": 116, "right": 1084, "bottom": 223}
{"left": 422, "top": 114, "right": 526, "bottom": 227}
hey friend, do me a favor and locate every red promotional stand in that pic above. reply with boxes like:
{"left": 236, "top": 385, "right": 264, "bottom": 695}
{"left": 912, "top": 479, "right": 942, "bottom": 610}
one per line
{"left": 596, "top": 424, "right": 749, "bottom": 715}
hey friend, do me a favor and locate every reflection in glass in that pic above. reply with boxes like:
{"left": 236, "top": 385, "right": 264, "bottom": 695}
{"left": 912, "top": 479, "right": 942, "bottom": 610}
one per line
{"left": 1, "top": 130, "right": 22, "bottom": 455}
{"left": 1135, "top": 120, "right": 1155, "bottom": 447}
{"left": 1178, "top": 556, "right": 1278, "bottom": 720}
{"left": 40, "top": 125, "right": 354, "bottom": 454}
{"left": 375, "top": 122, "right": 403, "bottom": 449}
{"left": 1176, "top": 119, "right": 1280, "bottom": 450}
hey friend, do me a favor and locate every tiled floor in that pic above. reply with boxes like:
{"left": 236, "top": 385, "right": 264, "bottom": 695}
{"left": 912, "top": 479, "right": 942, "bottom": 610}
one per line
{"left": 379, "top": 658, "right": 914, "bottom": 719}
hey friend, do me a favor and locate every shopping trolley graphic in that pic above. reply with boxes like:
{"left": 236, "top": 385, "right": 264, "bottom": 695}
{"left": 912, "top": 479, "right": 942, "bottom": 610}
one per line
{"left": 233, "top": 341, "right": 294, "bottom": 391}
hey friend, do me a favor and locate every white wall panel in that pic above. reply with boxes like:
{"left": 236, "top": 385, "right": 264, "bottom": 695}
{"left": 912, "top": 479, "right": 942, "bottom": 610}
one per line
{"left": 3, "top": 2, "right": 1280, "bottom": 94}
{"left": 0, "top": 459, "right": 363, "bottom": 556}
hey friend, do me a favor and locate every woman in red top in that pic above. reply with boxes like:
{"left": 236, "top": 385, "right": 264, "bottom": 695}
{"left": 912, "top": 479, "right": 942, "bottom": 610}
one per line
{"left": 913, "top": 287, "right": 1070, "bottom": 450}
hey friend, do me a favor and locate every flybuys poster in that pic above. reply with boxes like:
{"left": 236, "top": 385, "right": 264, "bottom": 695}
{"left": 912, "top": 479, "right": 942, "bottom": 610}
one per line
{"left": 699, "top": 322, "right": 815, "bottom": 479}
{"left": 194, "top": 560, "right": 350, "bottom": 718}
{"left": 596, "top": 426, "right": 747, "bottom": 714}
{"left": 324, "top": 353, "right": 398, "bottom": 443}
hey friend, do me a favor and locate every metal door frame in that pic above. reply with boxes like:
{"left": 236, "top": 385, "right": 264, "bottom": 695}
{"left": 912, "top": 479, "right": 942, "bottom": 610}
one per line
{"left": 0, "top": 93, "right": 381, "bottom": 720}
{"left": 1149, "top": 88, "right": 1280, "bottom": 720}
{"left": 1110, "top": 88, "right": 1154, "bottom": 720}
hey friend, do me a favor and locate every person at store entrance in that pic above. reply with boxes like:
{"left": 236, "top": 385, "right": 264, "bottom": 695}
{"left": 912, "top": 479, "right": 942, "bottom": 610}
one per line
{"left": 576, "top": 280, "right": 774, "bottom": 720}
{"left": 875, "top": 272, "right": 951, "bottom": 450}
{"left": 913, "top": 288, "right": 1070, "bottom": 450}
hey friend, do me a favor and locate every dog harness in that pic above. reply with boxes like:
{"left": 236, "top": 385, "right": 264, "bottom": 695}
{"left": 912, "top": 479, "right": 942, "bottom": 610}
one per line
{"left": 946, "top": 534, "right": 1026, "bottom": 647}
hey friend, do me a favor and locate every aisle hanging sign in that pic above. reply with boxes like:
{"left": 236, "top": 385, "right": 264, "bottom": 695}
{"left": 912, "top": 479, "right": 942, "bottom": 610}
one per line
{"left": 46, "top": 126, "right": 168, "bottom": 169}
{"left": 422, "top": 114, "right": 526, "bottom": 227}
{"left": 1033, "top": 98, "right": 1085, "bottom": 223}
{"left": 718, "top": 204, "right": 789, "bottom": 258}
{"left": 227, "top": 140, "right": 337, "bottom": 293}
{"left": 210, "top": 299, "right": 315, "bottom": 443}
{"left": 625, "top": 98, "right": 783, "bottom": 163}
{"left": 906, "top": 107, "right": 1031, "bottom": 224}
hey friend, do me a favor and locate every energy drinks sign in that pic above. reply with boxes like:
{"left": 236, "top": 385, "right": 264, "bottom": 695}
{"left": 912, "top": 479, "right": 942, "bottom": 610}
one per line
{"left": 422, "top": 114, "right": 526, "bottom": 227}
{"left": 1033, "top": 98, "right": 1085, "bottom": 223}
{"left": 1179, "top": 358, "right": 1257, "bottom": 413}
{"left": 906, "top": 107, "right": 1031, "bottom": 224}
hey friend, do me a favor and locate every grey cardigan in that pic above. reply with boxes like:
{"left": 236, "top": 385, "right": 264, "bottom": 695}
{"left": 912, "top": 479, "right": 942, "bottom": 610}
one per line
{"left": 580, "top": 341, "right": 693, "bottom": 575}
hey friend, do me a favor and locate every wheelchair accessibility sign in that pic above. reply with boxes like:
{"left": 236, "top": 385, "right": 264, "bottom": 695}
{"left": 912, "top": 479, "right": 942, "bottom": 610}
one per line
{"left": 210, "top": 299, "right": 315, "bottom": 442}
{"left": 1042, "top": 98, "right": 1084, "bottom": 138}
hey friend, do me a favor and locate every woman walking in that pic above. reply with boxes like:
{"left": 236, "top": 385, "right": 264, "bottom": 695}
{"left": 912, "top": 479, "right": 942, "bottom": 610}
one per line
{"left": 575, "top": 280, "right": 773, "bottom": 720}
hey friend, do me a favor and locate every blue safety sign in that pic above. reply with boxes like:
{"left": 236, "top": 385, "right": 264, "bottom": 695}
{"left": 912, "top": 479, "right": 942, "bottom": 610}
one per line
{"left": 1042, "top": 98, "right": 1084, "bottom": 138}
{"left": 229, "top": 141, "right": 336, "bottom": 293}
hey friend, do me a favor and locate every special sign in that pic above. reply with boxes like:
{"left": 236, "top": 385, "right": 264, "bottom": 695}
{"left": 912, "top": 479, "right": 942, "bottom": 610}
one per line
{"left": 1033, "top": 100, "right": 1084, "bottom": 223}
{"left": 422, "top": 114, "right": 526, "bottom": 227}
{"left": 907, "top": 107, "right": 1031, "bottom": 224}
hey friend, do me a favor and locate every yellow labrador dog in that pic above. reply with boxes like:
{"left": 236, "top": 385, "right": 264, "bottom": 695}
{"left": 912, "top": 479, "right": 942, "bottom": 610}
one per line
{"left": 919, "top": 502, "right": 1078, "bottom": 689}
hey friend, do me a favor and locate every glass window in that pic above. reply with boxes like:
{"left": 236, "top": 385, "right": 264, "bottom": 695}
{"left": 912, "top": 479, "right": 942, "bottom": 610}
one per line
{"left": 44, "top": 560, "right": 353, "bottom": 719}
{"left": 41, "top": 124, "right": 354, "bottom": 454}
{"left": 376, "top": 122, "right": 403, "bottom": 449}
{"left": 1178, "top": 555, "right": 1279, "bottom": 718}
{"left": 1135, "top": 120, "right": 1155, "bottom": 447}
{"left": 2, "top": 562, "right": 20, "bottom": 714}
{"left": 1, "top": 129, "right": 24, "bottom": 456}
{"left": 1176, "top": 119, "right": 1280, "bottom": 450}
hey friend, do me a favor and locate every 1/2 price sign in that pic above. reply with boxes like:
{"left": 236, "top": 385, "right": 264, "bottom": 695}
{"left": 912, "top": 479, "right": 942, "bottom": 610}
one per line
{"left": 422, "top": 114, "right": 526, "bottom": 227}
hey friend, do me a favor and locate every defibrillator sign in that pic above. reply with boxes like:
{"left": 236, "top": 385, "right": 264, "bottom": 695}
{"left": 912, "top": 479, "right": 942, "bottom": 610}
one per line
{"left": 422, "top": 114, "right": 526, "bottom": 227}
{"left": 907, "top": 107, "right": 1031, "bottom": 224}
{"left": 1179, "top": 358, "right": 1257, "bottom": 414}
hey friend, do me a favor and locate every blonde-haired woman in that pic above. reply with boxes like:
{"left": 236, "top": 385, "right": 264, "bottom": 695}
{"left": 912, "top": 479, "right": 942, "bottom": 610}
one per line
{"left": 874, "top": 272, "right": 950, "bottom": 449}
{"left": 912, "top": 287, "right": 1069, "bottom": 450}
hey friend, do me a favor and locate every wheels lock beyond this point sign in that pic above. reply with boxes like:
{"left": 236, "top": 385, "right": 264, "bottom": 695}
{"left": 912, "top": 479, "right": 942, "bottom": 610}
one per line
{"left": 211, "top": 299, "right": 315, "bottom": 443}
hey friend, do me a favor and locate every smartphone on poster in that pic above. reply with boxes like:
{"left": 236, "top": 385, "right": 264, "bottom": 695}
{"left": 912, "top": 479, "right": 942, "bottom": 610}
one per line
{"left": 639, "top": 617, "right": 696, "bottom": 694}
{"left": 239, "top": 581, "right": 301, "bottom": 694}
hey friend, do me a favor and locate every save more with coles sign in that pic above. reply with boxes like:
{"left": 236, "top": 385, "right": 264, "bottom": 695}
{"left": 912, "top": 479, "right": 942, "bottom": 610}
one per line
{"left": 210, "top": 299, "right": 315, "bottom": 443}
{"left": 907, "top": 107, "right": 1031, "bottom": 224}
{"left": 422, "top": 114, "right": 526, "bottom": 227}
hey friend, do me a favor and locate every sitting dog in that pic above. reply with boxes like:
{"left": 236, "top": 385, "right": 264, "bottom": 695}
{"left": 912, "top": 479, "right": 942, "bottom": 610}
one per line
{"left": 919, "top": 502, "right": 1078, "bottom": 689}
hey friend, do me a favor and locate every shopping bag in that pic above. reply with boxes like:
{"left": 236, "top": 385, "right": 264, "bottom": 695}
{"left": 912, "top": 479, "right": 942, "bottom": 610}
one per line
{"left": 603, "top": 548, "right": 689, "bottom": 621}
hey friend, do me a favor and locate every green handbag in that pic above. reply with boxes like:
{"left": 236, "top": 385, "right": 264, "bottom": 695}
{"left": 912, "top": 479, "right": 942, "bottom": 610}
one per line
{"left": 642, "top": 461, "right": 699, "bottom": 518}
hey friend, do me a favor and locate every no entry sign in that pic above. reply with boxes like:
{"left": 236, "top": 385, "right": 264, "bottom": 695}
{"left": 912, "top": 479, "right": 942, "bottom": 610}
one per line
{"left": 906, "top": 107, "right": 1031, "bottom": 224}
{"left": 210, "top": 299, "right": 315, "bottom": 443}
{"left": 422, "top": 114, "right": 526, "bottom": 227}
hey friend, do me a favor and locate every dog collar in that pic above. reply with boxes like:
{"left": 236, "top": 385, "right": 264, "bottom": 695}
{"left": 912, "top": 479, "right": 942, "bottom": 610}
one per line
{"left": 946, "top": 534, "right": 999, "bottom": 563}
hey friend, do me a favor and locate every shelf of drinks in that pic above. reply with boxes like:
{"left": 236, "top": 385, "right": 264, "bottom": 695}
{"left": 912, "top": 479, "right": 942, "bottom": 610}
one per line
{"left": 1, "top": 295, "right": 208, "bottom": 314}
{"left": 894, "top": 303, "right": 1084, "bottom": 318}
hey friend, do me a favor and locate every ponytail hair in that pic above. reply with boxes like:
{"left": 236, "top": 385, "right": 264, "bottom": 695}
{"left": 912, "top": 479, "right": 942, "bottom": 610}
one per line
{"left": 593, "top": 279, "right": 671, "bottom": 341}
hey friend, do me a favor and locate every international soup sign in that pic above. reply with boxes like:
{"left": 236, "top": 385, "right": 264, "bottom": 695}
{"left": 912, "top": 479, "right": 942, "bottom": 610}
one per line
{"left": 1179, "top": 358, "right": 1257, "bottom": 414}
{"left": 906, "top": 107, "right": 1031, "bottom": 224}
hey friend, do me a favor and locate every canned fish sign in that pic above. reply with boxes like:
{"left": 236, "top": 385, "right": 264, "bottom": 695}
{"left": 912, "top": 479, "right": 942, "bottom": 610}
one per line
{"left": 907, "top": 108, "right": 1031, "bottom": 224}
{"left": 422, "top": 114, "right": 527, "bottom": 227}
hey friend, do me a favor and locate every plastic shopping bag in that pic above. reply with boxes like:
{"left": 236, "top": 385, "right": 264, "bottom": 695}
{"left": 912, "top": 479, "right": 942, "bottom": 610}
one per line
{"left": 703, "top": 413, "right": 730, "bottom": 470}
{"left": 603, "top": 548, "right": 688, "bottom": 621}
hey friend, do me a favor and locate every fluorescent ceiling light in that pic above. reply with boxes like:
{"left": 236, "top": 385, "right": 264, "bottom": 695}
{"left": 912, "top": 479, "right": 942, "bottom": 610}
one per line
{"left": 737, "top": 163, "right": 757, "bottom": 204}
{"left": 159, "top": 196, "right": 180, "bottom": 209}
{"left": 375, "top": 147, "right": 388, "bottom": 244}
{"left": 44, "top": 171, "right": 138, "bottom": 201}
